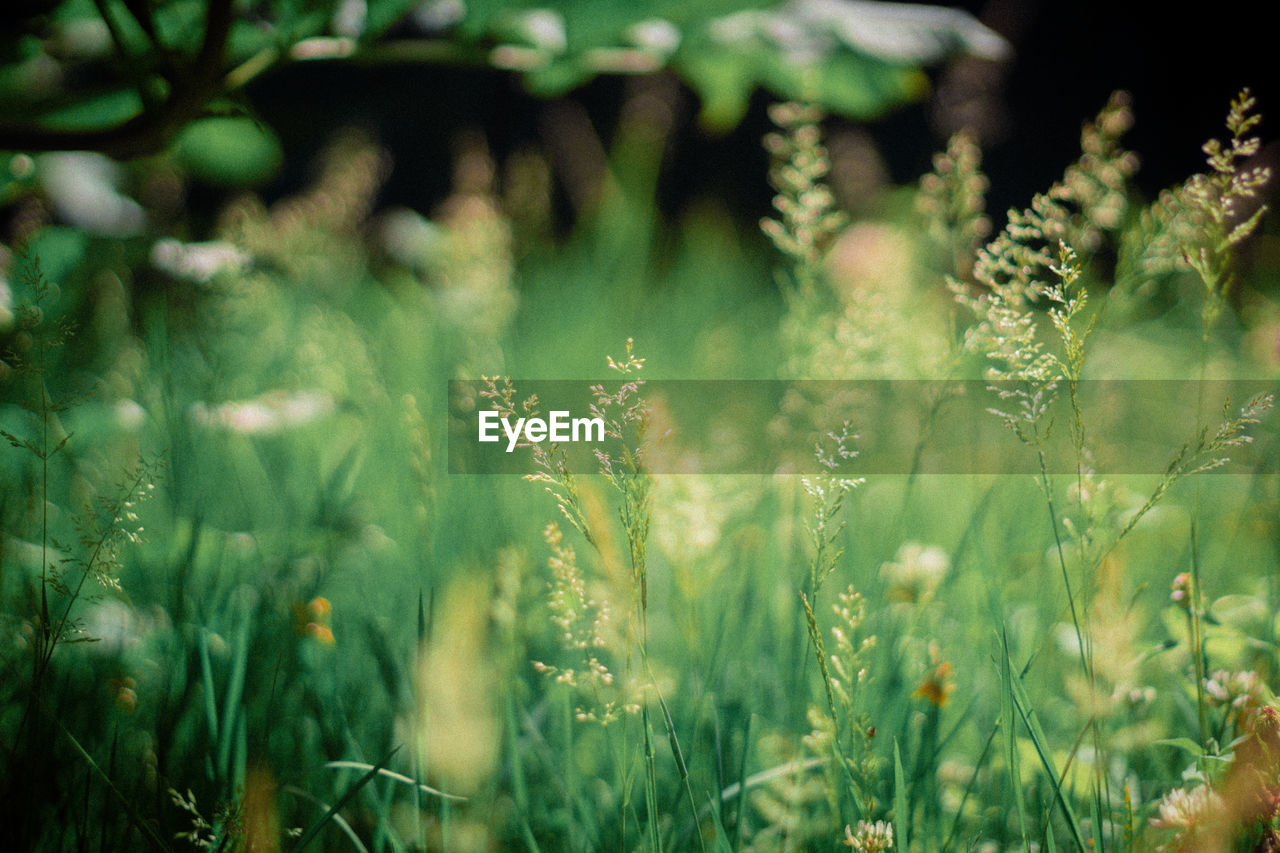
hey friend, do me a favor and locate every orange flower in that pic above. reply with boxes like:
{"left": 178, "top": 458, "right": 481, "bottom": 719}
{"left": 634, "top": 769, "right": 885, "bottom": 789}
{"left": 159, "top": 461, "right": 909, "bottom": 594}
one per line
{"left": 109, "top": 677, "right": 137, "bottom": 713}
{"left": 304, "top": 622, "right": 335, "bottom": 645}
{"left": 914, "top": 660, "right": 954, "bottom": 707}
{"left": 295, "top": 596, "right": 334, "bottom": 644}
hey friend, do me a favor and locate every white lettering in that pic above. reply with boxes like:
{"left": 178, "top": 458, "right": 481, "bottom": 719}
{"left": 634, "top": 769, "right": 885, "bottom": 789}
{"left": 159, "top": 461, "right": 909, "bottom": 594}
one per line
{"left": 478, "top": 410, "right": 500, "bottom": 442}
{"left": 573, "top": 416, "right": 604, "bottom": 442}
{"left": 549, "top": 410, "right": 570, "bottom": 442}
{"left": 478, "top": 410, "right": 604, "bottom": 453}
{"left": 502, "top": 416, "right": 525, "bottom": 453}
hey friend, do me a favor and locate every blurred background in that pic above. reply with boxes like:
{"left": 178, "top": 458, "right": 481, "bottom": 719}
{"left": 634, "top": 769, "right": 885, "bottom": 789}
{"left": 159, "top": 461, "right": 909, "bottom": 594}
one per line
{"left": 2, "top": 1, "right": 1279, "bottom": 850}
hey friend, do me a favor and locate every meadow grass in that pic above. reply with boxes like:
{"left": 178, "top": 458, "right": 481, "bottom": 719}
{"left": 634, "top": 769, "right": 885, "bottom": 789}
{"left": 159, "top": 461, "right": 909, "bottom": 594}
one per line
{"left": 1, "top": 89, "right": 1278, "bottom": 853}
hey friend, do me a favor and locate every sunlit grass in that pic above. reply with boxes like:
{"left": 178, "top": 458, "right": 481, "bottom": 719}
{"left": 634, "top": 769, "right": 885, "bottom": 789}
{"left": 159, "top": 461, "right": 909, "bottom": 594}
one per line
{"left": 1, "top": 89, "right": 1278, "bottom": 853}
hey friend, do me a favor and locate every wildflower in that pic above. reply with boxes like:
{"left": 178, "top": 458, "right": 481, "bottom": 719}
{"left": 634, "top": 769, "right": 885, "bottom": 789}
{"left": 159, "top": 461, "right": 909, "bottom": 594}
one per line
{"left": 1170, "top": 572, "right": 1193, "bottom": 608}
{"left": 114, "top": 399, "right": 148, "bottom": 430}
{"left": 881, "top": 542, "right": 949, "bottom": 603}
{"left": 190, "top": 390, "right": 335, "bottom": 435}
{"left": 913, "top": 646, "right": 954, "bottom": 708}
{"left": 295, "top": 596, "right": 335, "bottom": 644}
{"left": 533, "top": 522, "right": 622, "bottom": 724}
{"left": 150, "top": 237, "right": 249, "bottom": 283}
{"left": 1113, "top": 684, "right": 1157, "bottom": 709}
{"left": 626, "top": 18, "right": 680, "bottom": 54}
{"left": 1203, "top": 669, "right": 1264, "bottom": 712}
{"left": 843, "top": 819, "right": 894, "bottom": 851}
{"left": 304, "top": 623, "right": 335, "bottom": 645}
{"left": 1150, "top": 784, "right": 1222, "bottom": 834}
{"left": 38, "top": 151, "right": 146, "bottom": 237}
{"left": 109, "top": 676, "right": 137, "bottom": 713}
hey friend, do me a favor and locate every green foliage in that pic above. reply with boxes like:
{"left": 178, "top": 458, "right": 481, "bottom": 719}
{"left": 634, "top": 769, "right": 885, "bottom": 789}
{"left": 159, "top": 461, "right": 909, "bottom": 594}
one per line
{"left": 2, "top": 47, "right": 1280, "bottom": 853}
{"left": 0, "top": 0, "right": 1004, "bottom": 167}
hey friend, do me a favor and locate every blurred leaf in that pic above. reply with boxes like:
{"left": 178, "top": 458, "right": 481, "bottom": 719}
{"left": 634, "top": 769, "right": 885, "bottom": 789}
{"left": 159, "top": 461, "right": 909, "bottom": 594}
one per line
{"left": 676, "top": 41, "right": 761, "bottom": 130}
{"left": 363, "top": 0, "right": 426, "bottom": 37}
{"left": 172, "top": 116, "right": 283, "bottom": 186}
{"left": 1209, "top": 594, "right": 1268, "bottom": 627}
{"left": 678, "top": 33, "right": 924, "bottom": 129}
{"left": 151, "top": 0, "right": 212, "bottom": 55}
{"left": 37, "top": 89, "right": 143, "bottom": 130}
{"left": 0, "top": 0, "right": 1003, "bottom": 156}
{"left": 457, "top": 0, "right": 994, "bottom": 127}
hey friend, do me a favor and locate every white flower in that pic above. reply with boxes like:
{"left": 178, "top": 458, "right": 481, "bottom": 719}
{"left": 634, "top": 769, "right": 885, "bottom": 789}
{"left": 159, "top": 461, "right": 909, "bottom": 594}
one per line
{"left": 114, "top": 399, "right": 148, "bottom": 430}
{"left": 880, "top": 542, "right": 950, "bottom": 601}
{"left": 843, "top": 820, "right": 894, "bottom": 851}
{"left": 1150, "top": 784, "right": 1221, "bottom": 831}
{"left": 708, "top": 0, "right": 1008, "bottom": 66}
{"left": 151, "top": 238, "right": 250, "bottom": 284}
{"left": 39, "top": 152, "right": 146, "bottom": 237}
{"left": 517, "top": 9, "right": 566, "bottom": 53}
{"left": 1203, "top": 669, "right": 1263, "bottom": 710}
{"left": 627, "top": 19, "right": 680, "bottom": 54}
{"left": 189, "top": 390, "right": 334, "bottom": 435}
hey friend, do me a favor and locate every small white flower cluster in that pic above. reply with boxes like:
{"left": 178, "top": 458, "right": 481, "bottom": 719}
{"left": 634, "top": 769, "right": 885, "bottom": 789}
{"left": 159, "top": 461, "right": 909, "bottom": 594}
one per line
{"left": 1150, "top": 784, "right": 1223, "bottom": 842}
{"left": 189, "top": 390, "right": 334, "bottom": 435}
{"left": 842, "top": 819, "right": 894, "bottom": 851}
{"left": 1203, "top": 669, "right": 1266, "bottom": 713}
{"left": 880, "top": 542, "right": 949, "bottom": 604}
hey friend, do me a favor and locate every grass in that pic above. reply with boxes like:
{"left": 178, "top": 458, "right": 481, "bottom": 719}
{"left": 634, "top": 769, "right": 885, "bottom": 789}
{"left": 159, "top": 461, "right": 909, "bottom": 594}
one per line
{"left": 1, "top": 86, "right": 1279, "bottom": 853}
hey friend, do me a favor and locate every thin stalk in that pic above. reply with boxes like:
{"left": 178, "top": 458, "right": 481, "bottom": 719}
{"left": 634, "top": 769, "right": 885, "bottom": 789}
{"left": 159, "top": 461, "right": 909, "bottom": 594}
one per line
{"left": 1188, "top": 332, "right": 1212, "bottom": 767}
{"left": 1035, "top": 447, "right": 1089, "bottom": 682}
{"left": 1188, "top": 522, "right": 1211, "bottom": 755}
{"left": 41, "top": 466, "right": 151, "bottom": 676}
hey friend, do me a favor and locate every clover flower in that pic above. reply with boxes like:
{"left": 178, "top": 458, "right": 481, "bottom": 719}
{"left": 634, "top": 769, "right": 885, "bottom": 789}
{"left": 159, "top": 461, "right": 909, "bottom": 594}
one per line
{"left": 843, "top": 819, "right": 894, "bottom": 851}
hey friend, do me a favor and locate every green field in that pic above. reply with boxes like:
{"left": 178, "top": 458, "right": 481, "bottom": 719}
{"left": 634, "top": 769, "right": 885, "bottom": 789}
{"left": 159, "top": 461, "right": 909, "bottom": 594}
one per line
{"left": 3, "top": 3, "right": 1280, "bottom": 851}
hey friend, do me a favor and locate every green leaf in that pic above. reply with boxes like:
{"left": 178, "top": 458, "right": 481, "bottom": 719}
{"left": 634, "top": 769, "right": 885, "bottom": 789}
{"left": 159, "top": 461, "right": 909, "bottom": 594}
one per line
{"left": 173, "top": 116, "right": 284, "bottom": 187}
{"left": 1154, "top": 737, "right": 1208, "bottom": 757}
{"left": 35, "top": 88, "right": 144, "bottom": 131}
{"left": 676, "top": 42, "right": 759, "bottom": 130}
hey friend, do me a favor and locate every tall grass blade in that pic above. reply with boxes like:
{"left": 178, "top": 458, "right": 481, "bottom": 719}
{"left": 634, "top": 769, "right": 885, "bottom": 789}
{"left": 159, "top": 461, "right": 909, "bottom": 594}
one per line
{"left": 217, "top": 593, "right": 252, "bottom": 783}
{"left": 706, "top": 795, "right": 735, "bottom": 853}
{"left": 324, "top": 761, "right": 467, "bottom": 801}
{"left": 293, "top": 747, "right": 399, "bottom": 851}
{"left": 1001, "top": 630, "right": 1030, "bottom": 849}
{"left": 894, "top": 739, "right": 909, "bottom": 853}
{"left": 734, "top": 714, "right": 752, "bottom": 853}
{"left": 283, "top": 785, "right": 371, "bottom": 853}
{"left": 1004, "top": 641, "right": 1088, "bottom": 851}
{"left": 642, "top": 705, "right": 662, "bottom": 853}
{"left": 54, "top": 715, "right": 169, "bottom": 852}
{"left": 198, "top": 629, "right": 219, "bottom": 743}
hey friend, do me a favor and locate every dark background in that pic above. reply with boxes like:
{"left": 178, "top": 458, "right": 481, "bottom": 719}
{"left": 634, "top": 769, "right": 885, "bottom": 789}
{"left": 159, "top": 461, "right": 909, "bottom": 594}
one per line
{"left": 245, "top": 1, "right": 1278, "bottom": 234}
